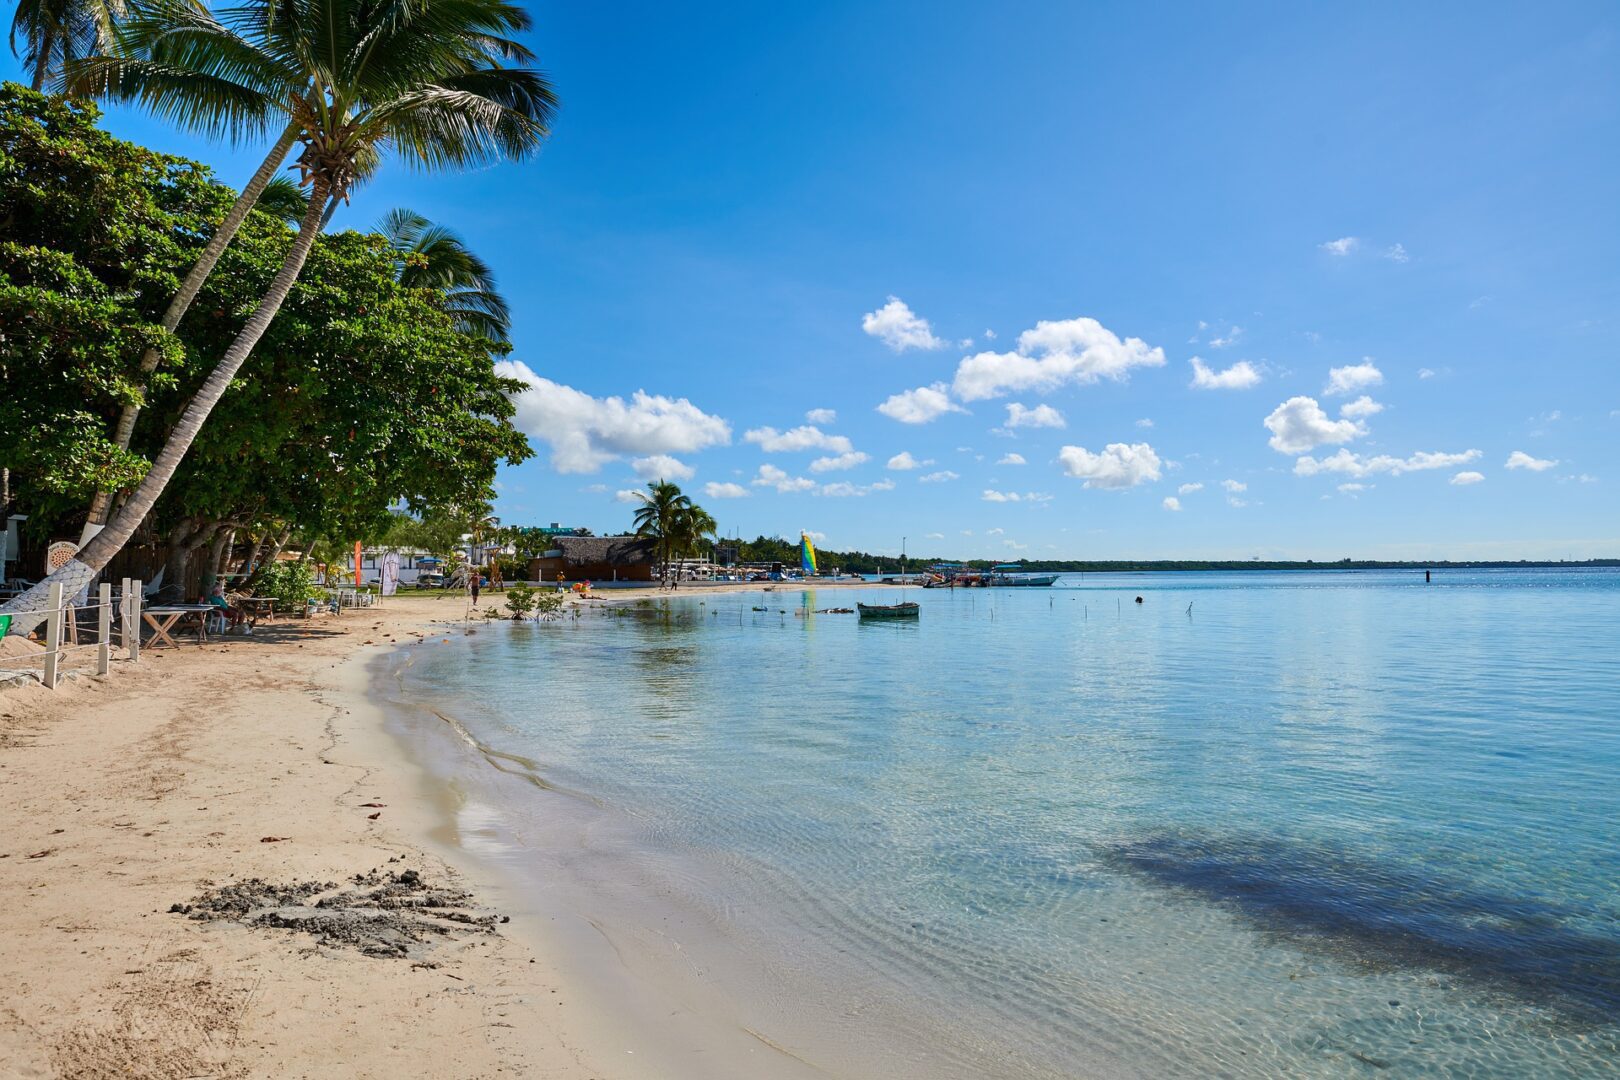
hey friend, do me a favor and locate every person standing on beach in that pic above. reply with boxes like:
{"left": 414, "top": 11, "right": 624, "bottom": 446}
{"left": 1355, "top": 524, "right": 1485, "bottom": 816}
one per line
{"left": 470, "top": 567, "right": 481, "bottom": 605}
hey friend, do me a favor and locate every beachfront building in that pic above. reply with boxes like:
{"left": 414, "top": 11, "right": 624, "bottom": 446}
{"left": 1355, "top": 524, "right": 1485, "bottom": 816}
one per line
{"left": 528, "top": 535, "right": 658, "bottom": 583}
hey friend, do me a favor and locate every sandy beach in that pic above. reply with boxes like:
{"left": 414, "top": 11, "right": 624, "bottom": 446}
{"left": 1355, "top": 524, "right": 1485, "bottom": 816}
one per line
{"left": 0, "top": 592, "right": 604, "bottom": 1079}
{"left": 0, "top": 583, "right": 887, "bottom": 1080}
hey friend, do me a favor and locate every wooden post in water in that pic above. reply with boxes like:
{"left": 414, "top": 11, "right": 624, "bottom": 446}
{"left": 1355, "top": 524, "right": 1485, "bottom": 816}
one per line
{"left": 97, "top": 582, "right": 111, "bottom": 675}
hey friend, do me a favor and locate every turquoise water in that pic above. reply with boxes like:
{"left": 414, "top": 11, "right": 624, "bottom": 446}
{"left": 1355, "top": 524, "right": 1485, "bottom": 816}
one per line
{"left": 397, "top": 569, "right": 1620, "bottom": 1077}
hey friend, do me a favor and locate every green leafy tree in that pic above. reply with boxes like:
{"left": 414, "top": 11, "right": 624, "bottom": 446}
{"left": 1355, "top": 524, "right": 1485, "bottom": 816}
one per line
{"left": 5, "top": 0, "right": 557, "bottom": 631}
{"left": 631, "top": 480, "right": 714, "bottom": 582}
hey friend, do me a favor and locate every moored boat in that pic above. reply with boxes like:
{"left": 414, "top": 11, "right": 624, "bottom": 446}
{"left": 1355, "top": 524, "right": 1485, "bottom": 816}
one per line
{"left": 857, "top": 601, "right": 920, "bottom": 619}
{"left": 988, "top": 565, "right": 1059, "bottom": 587}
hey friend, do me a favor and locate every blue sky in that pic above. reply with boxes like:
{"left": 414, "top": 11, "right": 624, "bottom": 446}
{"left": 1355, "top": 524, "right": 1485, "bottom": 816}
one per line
{"left": 11, "top": 3, "right": 1619, "bottom": 559}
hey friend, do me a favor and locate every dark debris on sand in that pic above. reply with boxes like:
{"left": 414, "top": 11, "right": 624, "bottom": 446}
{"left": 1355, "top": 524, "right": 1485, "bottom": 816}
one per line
{"left": 169, "top": 868, "right": 502, "bottom": 958}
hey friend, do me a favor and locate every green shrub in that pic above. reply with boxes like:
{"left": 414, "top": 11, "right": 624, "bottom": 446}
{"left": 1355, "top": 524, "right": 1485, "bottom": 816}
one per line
{"left": 534, "top": 590, "right": 565, "bottom": 619}
{"left": 256, "top": 561, "right": 320, "bottom": 612}
{"left": 504, "top": 582, "right": 536, "bottom": 620}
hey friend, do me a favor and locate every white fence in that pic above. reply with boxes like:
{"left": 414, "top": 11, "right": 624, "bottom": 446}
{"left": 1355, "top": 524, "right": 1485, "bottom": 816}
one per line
{"left": 1, "top": 578, "right": 143, "bottom": 689}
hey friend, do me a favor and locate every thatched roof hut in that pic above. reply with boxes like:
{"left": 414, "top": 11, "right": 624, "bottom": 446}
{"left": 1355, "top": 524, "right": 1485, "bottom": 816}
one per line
{"left": 529, "top": 535, "right": 658, "bottom": 582}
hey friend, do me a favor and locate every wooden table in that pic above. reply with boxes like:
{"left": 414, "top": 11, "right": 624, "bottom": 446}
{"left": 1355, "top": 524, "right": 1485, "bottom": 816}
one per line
{"left": 142, "top": 604, "right": 213, "bottom": 648}
{"left": 239, "top": 597, "right": 275, "bottom": 625}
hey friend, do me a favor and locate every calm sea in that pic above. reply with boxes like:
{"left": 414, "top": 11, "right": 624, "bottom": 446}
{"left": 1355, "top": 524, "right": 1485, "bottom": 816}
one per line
{"left": 390, "top": 569, "right": 1620, "bottom": 1077}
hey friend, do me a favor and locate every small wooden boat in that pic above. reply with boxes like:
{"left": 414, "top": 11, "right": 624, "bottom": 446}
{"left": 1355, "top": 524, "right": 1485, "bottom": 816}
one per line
{"left": 857, "top": 601, "right": 919, "bottom": 619}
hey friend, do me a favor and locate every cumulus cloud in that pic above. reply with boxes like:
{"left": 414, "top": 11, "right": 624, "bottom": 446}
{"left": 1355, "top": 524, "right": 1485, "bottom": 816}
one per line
{"left": 918, "top": 470, "right": 959, "bottom": 483}
{"left": 1339, "top": 395, "right": 1384, "bottom": 420}
{"left": 1177, "top": 482, "right": 1204, "bottom": 495}
{"left": 1384, "top": 243, "right": 1410, "bottom": 263}
{"left": 1324, "top": 360, "right": 1383, "bottom": 396}
{"left": 981, "top": 490, "right": 1052, "bottom": 503}
{"left": 613, "top": 489, "right": 642, "bottom": 503}
{"left": 1056, "top": 442, "right": 1162, "bottom": 489}
{"left": 497, "top": 361, "right": 731, "bottom": 473}
{"left": 877, "top": 383, "right": 963, "bottom": 424}
{"left": 1189, "top": 357, "right": 1263, "bottom": 390}
{"left": 1505, "top": 450, "right": 1558, "bottom": 471}
{"left": 1320, "top": 236, "right": 1359, "bottom": 256}
{"left": 1264, "top": 396, "right": 1365, "bottom": 454}
{"left": 1162, "top": 496, "right": 1182, "bottom": 512}
{"left": 703, "top": 481, "right": 750, "bottom": 498}
{"left": 862, "top": 296, "right": 944, "bottom": 352}
{"left": 809, "top": 451, "right": 870, "bottom": 473}
{"left": 744, "top": 425, "right": 852, "bottom": 453}
{"left": 1293, "top": 448, "right": 1482, "bottom": 478}
{"left": 1221, "top": 479, "right": 1247, "bottom": 493}
{"left": 886, "top": 451, "right": 932, "bottom": 471}
{"left": 1003, "top": 402, "right": 1067, "bottom": 429}
{"left": 951, "top": 317, "right": 1164, "bottom": 401}
{"left": 1135, "top": 418, "right": 1155, "bottom": 428}
{"left": 805, "top": 407, "right": 837, "bottom": 424}
{"left": 997, "top": 453, "right": 1027, "bottom": 466}
{"left": 1419, "top": 368, "right": 1436, "bottom": 379}
{"left": 986, "top": 528, "right": 1004, "bottom": 535}
{"left": 1450, "top": 472, "right": 1485, "bottom": 486}
{"left": 630, "top": 454, "right": 694, "bottom": 481}
{"left": 752, "top": 464, "right": 816, "bottom": 492}
{"left": 1338, "top": 483, "right": 1368, "bottom": 493}
{"left": 1209, "top": 327, "right": 1243, "bottom": 349}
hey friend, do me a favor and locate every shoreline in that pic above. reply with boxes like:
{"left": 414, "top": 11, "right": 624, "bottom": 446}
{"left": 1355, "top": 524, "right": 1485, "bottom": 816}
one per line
{"left": 0, "top": 595, "right": 609, "bottom": 1077}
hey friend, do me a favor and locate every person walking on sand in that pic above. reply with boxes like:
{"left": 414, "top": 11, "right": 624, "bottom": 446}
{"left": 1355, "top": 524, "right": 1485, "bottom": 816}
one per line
{"left": 470, "top": 567, "right": 481, "bottom": 605}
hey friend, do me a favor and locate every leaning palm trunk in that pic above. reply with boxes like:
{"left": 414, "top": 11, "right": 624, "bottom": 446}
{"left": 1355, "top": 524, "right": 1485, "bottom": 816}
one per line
{"left": 1, "top": 176, "right": 331, "bottom": 635}
{"left": 87, "top": 124, "right": 299, "bottom": 524}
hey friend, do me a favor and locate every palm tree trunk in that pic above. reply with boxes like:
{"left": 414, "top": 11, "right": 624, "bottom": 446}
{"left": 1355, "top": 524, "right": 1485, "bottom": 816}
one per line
{"left": 2, "top": 176, "right": 331, "bottom": 636}
{"left": 86, "top": 124, "right": 301, "bottom": 525}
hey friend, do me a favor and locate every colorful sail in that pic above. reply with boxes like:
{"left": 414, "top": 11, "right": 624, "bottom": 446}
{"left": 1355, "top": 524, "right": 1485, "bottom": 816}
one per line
{"left": 800, "top": 532, "right": 818, "bottom": 575}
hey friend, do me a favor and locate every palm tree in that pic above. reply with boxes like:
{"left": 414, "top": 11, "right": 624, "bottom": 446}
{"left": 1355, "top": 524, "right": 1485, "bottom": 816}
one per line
{"left": 3, "top": 0, "right": 557, "bottom": 632}
{"left": 71, "top": 0, "right": 547, "bottom": 524}
{"left": 380, "top": 208, "right": 510, "bottom": 342}
{"left": 9, "top": 0, "right": 124, "bottom": 91}
{"left": 632, "top": 481, "right": 714, "bottom": 585}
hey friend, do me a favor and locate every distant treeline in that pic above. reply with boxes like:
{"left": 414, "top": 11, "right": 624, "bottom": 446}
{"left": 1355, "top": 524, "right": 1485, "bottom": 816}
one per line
{"left": 719, "top": 537, "right": 1619, "bottom": 574}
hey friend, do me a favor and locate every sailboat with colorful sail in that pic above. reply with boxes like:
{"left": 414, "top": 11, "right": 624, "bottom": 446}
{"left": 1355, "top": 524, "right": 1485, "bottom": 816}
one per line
{"left": 800, "top": 531, "right": 817, "bottom": 576}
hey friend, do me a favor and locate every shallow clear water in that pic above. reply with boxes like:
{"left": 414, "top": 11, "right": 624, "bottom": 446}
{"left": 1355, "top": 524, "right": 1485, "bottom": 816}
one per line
{"left": 398, "top": 569, "right": 1620, "bottom": 1077}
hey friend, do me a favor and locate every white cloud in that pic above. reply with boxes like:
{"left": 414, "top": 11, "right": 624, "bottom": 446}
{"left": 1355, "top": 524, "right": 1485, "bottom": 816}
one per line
{"left": 630, "top": 454, "right": 694, "bottom": 481}
{"left": 1324, "top": 360, "right": 1383, "bottom": 396}
{"left": 926, "top": 532, "right": 944, "bottom": 539}
{"left": 703, "top": 481, "right": 750, "bottom": 498}
{"left": 861, "top": 296, "right": 944, "bottom": 352}
{"left": 752, "top": 464, "right": 817, "bottom": 492}
{"left": 951, "top": 317, "right": 1164, "bottom": 401}
{"left": 1450, "top": 472, "right": 1485, "bottom": 486}
{"left": 497, "top": 361, "right": 731, "bottom": 473}
{"left": 1227, "top": 496, "right": 1248, "bottom": 508}
{"left": 1162, "top": 496, "right": 1182, "bottom": 512}
{"left": 1209, "top": 326, "right": 1243, "bottom": 349}
{"left": 1384, "top": 243, "right": 1409, "bottom": 263}
{"left": 876, "top": 383, "right": 964, "bottom": 424}
{"left": 918, "top": 470, "right": 959, "bottom": 483}
{"left": 805, "top": 407, "right": 837, "bottom": 425}
{"left": 1505, "top": 450, "right": 1558, "bottom": 472}
{"left": 1338, "top": 483, "right": 1368, "bottom": 493}
{"left": 983, "top": 329, "right": 996, "bottom": 340}
{"left": 581, "top": 483, "right": 608, "bottom": 493}
{"left": 886, "top": 451, "right": 933, "bottom": 471}
{"left": 1320, "top": 236, "right": 1359, "bottom": 256}
{"left": 1177, "top": 482, "right": 1204, "bottom": 495}
{"left": 1264, "top": 396, "right": 1365, "bottom": 453}
{"left": 1056, "top": 442, "right": 1162, "bottom": 489}
{"left": 1339, "top": 395, "right": 1384, "bottom": 420}
{"left": 817, "top": 479, "right": 895, "bottom": 497}
{"left": 1419, "top": 368, "right": 1436, "bottom": 379}
{"left": 613, "top": 489, "right": 642, "bottom": 503}
{"left": 1221, "top": 479, "right": 1247, "bottom": 493}
{"left": 1189, "top": 357, "right": 1263, "bottom": 390}
{"left": 1003, "top": 402, "right": 1067, "bottom": 429}
{"left": 744, "top": 425, "right": 852, "bottom": 453}
{"left": 1135, "top": 418, "right": 1155, "bottom": 429}
{"left": 986, "top": 527, "right": 1004, "bottom": 535}
{"left": 1293, "top": 448, "right": 1482, "bottom": 478}
{"left": 997, "top": 453, "right": 1027, "bottom": 466}
{"left": 982, "top": 490, "right": 1052, "bottom": 503}
{"left": 1004, "top": 540, "right": 1028, "bottom": 550}
{"left": 809, "top": 451, "right": 870, "bottom": 473}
